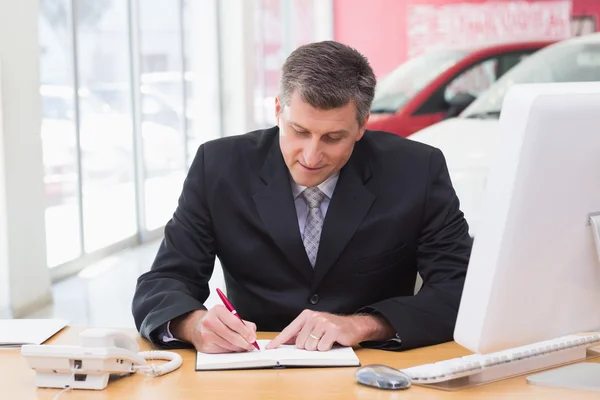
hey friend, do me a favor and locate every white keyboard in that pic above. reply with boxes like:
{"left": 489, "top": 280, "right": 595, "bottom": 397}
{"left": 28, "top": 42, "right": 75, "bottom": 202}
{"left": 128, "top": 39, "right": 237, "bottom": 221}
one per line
{"left": 401, "top": 334, "right": 600, "bottom": 384}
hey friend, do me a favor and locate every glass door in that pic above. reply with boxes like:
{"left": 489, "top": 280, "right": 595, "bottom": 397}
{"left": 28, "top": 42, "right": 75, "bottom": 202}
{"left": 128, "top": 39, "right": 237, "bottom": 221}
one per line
{"left": 76, "top": 0, "right": 138, "bottom": 252}
{"left": 138, "top": 0, "right": 187, "bottom": 232}
{"left": 39, "top": 0, "right": 82, "bottom": 267}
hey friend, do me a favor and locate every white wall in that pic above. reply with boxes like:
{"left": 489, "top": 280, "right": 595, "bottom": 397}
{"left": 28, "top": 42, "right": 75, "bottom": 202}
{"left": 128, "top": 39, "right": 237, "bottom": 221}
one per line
{"left": 0, "top": 0, "right": 52, "bottom": 317}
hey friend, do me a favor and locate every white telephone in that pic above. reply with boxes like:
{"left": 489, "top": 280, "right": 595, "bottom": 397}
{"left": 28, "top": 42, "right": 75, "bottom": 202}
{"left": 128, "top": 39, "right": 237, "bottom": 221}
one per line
{"left": 20, "top": 328, "right": 182, "bottom": 390}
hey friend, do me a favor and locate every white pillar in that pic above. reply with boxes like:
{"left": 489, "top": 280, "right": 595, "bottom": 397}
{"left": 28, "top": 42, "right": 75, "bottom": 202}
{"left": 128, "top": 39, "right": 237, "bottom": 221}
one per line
{"left": 218, "top": 0, "right": 257, "bottom": 136}
{"left": 0, "top": 59, "right": 9, "bottom": 317}
{"left": 0, "top": 0, "right": 53, "bottom": 317}
{"left": 187, "top": 0, "right": 222, "bottom": 146}
{"left": 313, "top": 0, "right": 334, "bottom": 42}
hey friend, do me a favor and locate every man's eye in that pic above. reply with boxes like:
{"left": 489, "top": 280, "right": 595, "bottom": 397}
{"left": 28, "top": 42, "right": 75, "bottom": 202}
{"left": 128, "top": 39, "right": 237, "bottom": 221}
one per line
{"left": 295, "top": 129, "right": 309, "bottom": 136}
{"left": 325, "top": 136, "right": 342, "bottom": 142}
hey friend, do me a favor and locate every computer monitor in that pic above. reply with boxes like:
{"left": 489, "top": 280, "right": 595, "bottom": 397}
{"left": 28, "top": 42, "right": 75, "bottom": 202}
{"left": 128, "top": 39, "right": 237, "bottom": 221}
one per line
{"left": 454, "top": 82, "right": 600, "bottom": 355}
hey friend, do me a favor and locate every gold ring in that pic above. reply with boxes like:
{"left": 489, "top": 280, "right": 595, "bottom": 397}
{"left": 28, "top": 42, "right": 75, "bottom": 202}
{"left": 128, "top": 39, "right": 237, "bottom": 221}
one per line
{"left": 309, "top": 333, "right": 321, "bottom": 340}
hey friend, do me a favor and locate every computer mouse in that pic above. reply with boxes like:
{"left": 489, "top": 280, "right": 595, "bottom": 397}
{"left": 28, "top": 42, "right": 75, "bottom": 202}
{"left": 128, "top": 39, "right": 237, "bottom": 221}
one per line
{"left": 355, "top": 364, "right": 412, "bottom": 390}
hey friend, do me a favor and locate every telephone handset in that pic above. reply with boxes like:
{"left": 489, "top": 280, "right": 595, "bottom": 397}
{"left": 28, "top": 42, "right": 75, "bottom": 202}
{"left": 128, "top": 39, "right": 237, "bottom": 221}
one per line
{"left": 21, "top": 328, "right": 182, "bottom": 390}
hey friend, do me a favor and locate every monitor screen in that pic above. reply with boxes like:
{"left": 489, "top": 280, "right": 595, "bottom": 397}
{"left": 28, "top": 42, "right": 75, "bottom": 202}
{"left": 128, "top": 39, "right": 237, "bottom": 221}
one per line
{"left": 454, "top": 82, "right": 600, "bottom": 354}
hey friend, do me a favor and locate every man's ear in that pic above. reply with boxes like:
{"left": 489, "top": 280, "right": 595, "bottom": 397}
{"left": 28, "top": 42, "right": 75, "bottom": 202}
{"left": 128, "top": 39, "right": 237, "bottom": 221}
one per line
{"left": 356, "top": 112, "right": 370, "bottom": 141}
{"left": 275, "top": 96, "right": 281, "bottom": 125}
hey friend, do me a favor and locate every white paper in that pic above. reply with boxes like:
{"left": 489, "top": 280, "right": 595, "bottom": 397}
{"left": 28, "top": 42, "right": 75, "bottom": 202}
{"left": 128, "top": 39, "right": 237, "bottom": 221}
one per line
{"left": 0, "top": 319, "right": 68, "bottom": 348}
{"left": 196, "top": 339, "right": 360, "bottom": 370}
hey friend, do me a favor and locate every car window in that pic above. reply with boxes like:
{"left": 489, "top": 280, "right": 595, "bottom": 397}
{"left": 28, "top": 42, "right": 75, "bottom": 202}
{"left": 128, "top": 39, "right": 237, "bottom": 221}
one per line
{"left": 497, "top": 52, "right": 530, "bottom": 76}
{"left": 370, "top": 50, "right": 467, "bottom": 113}
{"left": 445, "top": 58, "right": 499, "bottom": 102}
{"left": 445, "top": 50, "right": 536, "bottom": 103}
{"left": 463, "top": 39, "right": 600, "bottom": 117}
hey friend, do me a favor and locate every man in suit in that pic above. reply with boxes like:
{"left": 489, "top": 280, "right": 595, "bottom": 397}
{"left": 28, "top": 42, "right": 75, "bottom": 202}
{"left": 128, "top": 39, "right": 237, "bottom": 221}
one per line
{"left": 132, "top": 41, "right": 472, "bottom": 354}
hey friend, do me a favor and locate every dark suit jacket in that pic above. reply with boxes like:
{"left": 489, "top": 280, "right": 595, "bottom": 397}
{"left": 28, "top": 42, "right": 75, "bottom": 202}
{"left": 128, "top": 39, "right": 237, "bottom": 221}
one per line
{"left": 132, "top": 127, "right": 472, "bottom": 351}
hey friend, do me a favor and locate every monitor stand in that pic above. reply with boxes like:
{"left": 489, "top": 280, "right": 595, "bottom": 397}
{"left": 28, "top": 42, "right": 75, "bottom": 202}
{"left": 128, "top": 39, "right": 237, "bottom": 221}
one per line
{"left": 521, "top": 214, "right": 600, "bottom": 393}
{"left": 526, "top": 362, "right": 600, "bottom": 392}
{"left": 419, "top": 216, "right": 600, "bottom": 391}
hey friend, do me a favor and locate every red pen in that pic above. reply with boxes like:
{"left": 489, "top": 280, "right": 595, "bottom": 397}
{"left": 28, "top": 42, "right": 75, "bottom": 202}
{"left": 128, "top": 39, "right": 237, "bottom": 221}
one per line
{"left": 216, "top": 288, "right": 260, "bottom": 350}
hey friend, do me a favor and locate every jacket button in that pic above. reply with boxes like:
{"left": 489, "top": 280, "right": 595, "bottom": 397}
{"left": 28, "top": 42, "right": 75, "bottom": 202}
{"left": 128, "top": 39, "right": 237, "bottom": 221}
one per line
{"left": 309, "top": 294, "right": 319, "bottom": 305}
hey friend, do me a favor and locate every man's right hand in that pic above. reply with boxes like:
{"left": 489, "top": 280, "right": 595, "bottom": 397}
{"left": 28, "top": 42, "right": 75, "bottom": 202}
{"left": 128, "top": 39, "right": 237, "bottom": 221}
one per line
{"left": 170, "top": 306, "right": 257, "bottom": 353}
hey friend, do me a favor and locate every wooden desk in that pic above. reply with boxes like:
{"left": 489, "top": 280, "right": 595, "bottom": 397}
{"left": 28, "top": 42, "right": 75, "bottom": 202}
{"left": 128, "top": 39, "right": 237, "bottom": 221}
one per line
{"left": 2, "top": 326, "right": 599, "bottom": 399}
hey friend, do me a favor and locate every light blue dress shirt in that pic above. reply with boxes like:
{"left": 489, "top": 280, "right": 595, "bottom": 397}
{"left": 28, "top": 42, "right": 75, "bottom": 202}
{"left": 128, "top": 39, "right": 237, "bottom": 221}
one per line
{"left": 291, "top": 172, "right": 339, "bottom": 235}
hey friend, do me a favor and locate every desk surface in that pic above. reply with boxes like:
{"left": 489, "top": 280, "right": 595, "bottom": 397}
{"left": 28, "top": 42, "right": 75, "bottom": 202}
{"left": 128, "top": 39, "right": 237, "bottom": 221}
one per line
{"left": 2, "top": 326, "right": 599, "bottom": 399}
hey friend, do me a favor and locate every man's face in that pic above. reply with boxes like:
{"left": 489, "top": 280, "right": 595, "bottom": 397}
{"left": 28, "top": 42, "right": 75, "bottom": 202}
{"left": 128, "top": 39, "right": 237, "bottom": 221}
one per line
{"left": 276, "top": 92, "right": 369, "bottom": 188}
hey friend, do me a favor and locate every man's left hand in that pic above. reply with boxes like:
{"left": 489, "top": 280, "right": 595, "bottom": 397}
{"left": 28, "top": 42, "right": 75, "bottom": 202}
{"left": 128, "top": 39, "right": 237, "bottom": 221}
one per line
{"left": 266, "top": 310, "right": 394, "bottom": 351}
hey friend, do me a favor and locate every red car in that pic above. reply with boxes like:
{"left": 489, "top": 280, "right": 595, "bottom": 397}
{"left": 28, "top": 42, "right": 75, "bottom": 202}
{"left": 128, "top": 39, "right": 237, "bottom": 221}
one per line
{"left": 366, "top": 40, "right": 555, "bottom": 137}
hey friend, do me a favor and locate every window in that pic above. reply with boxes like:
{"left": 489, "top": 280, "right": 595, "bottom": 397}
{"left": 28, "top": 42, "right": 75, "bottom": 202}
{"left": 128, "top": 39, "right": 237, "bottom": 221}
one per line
{"left": 372, "top": 50, "right": 466, "bottom": 114}
{"left": 39, "top": 0, "right": 82, "bottom": 267}
{"left": 138, "top": 0, "right": 186, "bottom": 232}
{"left": 76, "top": 0, "right": 137, "bottom": 252}
{"left": 142, "top": 54, "right": 168, "bottom": 72}
{"left": 571, "top": 16, "right": 597, "bottom": 36}
{"left": 464, "top": 41, "right": 600, "bottom": 118}
{"left": 498, "top": 53, "right": 530, "bottom": 77}
{"left": 182, "top": 0, "right": 221, "bottom": 166}
{"left": 445, "top": 58, "right": 499, "bottom": 102}
{"left": 37, "top": 0, "right": 326, "bottom": 275}
{"left": 254, "top": 0, "right": 285, "bottom": 128}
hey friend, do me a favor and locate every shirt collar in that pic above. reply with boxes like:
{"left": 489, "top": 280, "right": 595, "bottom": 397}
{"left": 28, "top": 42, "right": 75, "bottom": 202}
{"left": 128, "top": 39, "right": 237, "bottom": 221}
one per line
{"left": 291, "top": 172, "right": 339, "bottom": 200}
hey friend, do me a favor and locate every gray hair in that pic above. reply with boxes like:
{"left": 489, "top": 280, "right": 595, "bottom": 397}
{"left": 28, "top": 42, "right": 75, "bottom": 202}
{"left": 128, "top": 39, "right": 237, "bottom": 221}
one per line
{"left": 278, "top": 41, "right": 376, "bottom": 126}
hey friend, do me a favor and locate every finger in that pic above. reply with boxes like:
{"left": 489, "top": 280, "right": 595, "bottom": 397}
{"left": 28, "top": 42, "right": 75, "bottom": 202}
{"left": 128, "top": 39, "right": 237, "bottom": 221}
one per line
{"left": 204, "top": 308, "right": 253, "bottom": 350}
{"left": 210, "top": 332, "right": 248, "bottom": 353}
{"left": 243, "top": 319, "right": 257, "bottom": 332}
{"left": 210, "top": 329, "right": 252, "bottom": 352}
{"left": 296, "top": 315, "right": 319, "bottom": 350}
{"left": 304, "top": 329, "right": 325, "bottom": 352}
{"left": 268, "top": 335, "right": 297, "bottom": 346}
{"left": 216, "top": 317, "right": 256, "bottom": 350}
{"left": 198, "top": 331, "right": 247, "bottom": 353}
{"left": 214, "top": 307, "right": 256, "bottom": 348}
{"left": 304, "top": 322, "right": 327, "bottom": 352}
{"left": 266, "top": 312, "right": 308, "bottom": 349}
{"left": 317, "top": 329, "right": 337, "bottom": 352}
{"left": 283, "top": 335, "right": 297, "bottom": 345}
{"left": 215, "top": 307, "right": 256, "bottom": 342}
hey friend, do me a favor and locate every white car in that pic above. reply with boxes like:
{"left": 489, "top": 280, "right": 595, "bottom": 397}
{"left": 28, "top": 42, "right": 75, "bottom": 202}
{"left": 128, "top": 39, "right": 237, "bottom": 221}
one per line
{"left": 410, "top": 33, "right": 600, "bottom": 236}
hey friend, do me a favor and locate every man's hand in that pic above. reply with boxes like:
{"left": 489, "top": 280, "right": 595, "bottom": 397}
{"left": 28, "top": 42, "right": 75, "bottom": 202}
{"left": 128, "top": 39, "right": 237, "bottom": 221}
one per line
{"left": 170, "top": 306, "right": 257, "bottom": 353}
{"left": 266, "top": 310, "right": 395, "bottom": 351}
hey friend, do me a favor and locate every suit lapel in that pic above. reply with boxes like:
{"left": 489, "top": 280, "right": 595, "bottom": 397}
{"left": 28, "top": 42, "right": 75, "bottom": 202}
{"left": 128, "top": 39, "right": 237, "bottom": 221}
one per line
{"left": 311, "top": 153, "right": 375, "bottom": 291}
{"left": 253, "top": 137, "right": 314, "bottom": 283}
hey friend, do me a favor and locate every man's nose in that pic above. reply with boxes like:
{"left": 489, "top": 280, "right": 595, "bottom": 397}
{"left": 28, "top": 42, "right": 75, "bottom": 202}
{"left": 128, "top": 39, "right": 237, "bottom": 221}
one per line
{"left": 303, "top": 138, "right": 322, "bottom": 167}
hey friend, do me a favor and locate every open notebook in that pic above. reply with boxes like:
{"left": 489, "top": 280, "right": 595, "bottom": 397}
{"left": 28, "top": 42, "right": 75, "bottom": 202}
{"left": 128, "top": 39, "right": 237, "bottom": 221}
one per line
{"left": 0, "top": 319, "right": 68, "bottom": 348}
{"left": 195, "top": 340, "right": 360, "bottom": 370}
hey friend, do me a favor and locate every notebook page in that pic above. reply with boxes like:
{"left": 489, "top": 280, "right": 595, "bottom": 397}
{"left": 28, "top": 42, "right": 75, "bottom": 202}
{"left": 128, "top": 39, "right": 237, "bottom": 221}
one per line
{"left": 272, "top": 342, "right": 360, "bottom": 365}
{"left": 196, "top": 340, "right": 274, "bottom": 370}
{"left": 0, "top": 319, "right": 68, "bottom": 348}
{"left": 196, "top": 340, "right": 359, "bottom": 370}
